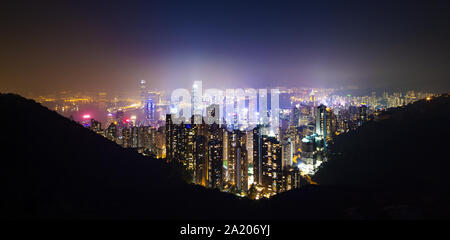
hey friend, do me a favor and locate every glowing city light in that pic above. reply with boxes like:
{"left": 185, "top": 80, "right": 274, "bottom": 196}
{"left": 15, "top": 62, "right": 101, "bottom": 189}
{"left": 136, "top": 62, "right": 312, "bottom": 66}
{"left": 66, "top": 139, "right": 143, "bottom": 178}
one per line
{"left": 82, "top": 114, "right": 91, "bottom": 119}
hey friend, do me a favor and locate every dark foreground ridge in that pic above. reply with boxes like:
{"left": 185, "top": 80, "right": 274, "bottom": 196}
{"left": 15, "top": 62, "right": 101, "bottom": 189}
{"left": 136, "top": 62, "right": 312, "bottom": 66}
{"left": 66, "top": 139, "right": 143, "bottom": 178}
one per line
{"left": 1, "top": 93, "right": 450, "bottom": 219}
{"left": 0, "top": 93, "right": 254, "bottom": 220}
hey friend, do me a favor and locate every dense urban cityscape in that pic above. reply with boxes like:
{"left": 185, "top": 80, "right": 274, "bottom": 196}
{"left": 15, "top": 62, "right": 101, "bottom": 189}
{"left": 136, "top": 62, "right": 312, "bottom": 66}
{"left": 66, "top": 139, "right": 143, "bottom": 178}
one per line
{"left": 30, "top": 81, "right": 437, "bottom": 199}
{"left": 3, "top": 1, "right": 450, "bottom": 233}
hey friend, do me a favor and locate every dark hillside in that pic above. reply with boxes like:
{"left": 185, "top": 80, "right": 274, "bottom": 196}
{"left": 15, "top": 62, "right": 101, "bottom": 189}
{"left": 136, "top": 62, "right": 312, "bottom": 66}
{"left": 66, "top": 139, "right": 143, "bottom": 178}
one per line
{"left": 0, "top": 93, "right": 254, "bottom": 219}
{"left": 306, "top": 94, "right": 450, "bottom": 218}
{"left": 315, "top": 94, "right": 450, "bottom": 190}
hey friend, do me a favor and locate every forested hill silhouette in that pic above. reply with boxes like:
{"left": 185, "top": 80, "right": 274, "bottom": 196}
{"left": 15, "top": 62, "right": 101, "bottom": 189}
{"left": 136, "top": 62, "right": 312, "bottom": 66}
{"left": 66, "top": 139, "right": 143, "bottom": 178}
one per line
{"left": 310, "top": 93, "right": 450, "bottom": 217}
{"left": 315, "top": 94, "right": 450, "bottom": 189}
{"left": 0, "top": 93, "right": 256, "bottom": 219}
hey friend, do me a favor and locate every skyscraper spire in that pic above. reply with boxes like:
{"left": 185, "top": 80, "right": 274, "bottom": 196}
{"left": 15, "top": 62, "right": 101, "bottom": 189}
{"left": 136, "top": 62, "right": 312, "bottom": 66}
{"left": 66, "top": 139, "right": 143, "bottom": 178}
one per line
{"left": 140, "top": 80, "right": 147, "bottom": 109}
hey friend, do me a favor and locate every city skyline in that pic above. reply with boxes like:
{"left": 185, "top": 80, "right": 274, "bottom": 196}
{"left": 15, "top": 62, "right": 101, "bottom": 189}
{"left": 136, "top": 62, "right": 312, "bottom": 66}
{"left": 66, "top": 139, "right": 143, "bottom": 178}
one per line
{"left": 53, "top": 79, "right": 437, "bottom": 199}
{"left": 32, "top": 81, "right": 437, "bottom": 124}
{"left": 2, "top": 0, "right": 450, "bottom": 226}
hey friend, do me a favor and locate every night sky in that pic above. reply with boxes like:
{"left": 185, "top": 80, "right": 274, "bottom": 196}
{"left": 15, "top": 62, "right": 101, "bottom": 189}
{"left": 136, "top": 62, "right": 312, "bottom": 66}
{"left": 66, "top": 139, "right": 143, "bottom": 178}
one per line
{"left": 1, "top": 0, "right": 450, "bottom": 95}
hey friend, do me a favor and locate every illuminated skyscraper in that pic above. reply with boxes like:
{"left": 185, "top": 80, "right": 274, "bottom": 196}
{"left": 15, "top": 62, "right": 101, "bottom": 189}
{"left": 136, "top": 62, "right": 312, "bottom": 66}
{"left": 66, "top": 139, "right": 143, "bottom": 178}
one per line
{"left": 282, "top": 137, "right": 293, "bottom": 169}
{"left": 194, "top": 135, "right": 208, "bottom": 186}
{"left": 261, "top": 136, "right": 282, "bottom": 195}
{"left": 315, "top": 104, "right": 335, "bottom": 144}
{"left": 131, "top": 126, "right": 139, "bottom": 148}
{"left": 165, "top": 114, "right": 188, "bottom": 165}
{"left": 140, "top": 80, "right": 147, "bottom": 108}
{"left": 106, "top": 122, "right": 117, "bottom": 141}
{"left": 282, "top": 166, "right": 301, "bottom": 192}
{"left": 315, "top": 104, "right": 327, "bottom": 137}
{"left": 165, "top": 114, "right": 175, "bottom": 163}
{"left": 246, "top": 130, "right": 254, "bottom": 186}
{"left": 145, "top": 98, "right": 155, "bottom": 125}
{"left": 184, "top": 122, "right": 195, "bottom": 171}
{"left": 227, "top": 130, "right": 248, "bottom": 193}
{"left": 253, "top": 126, "right": 263, "bottom": 186}
{"left": 148, "top": 91, "right": 161, "bottom": 122}
{"left": 291, "top": 106, "right": 300, "bottom": 127}
{"left": 122, "top": 128, "right": 131, "bottom": 148}
{"left": 208, "top": 140, "right": 223, "bottom": 190}
{"left": 223, "top": 130, "right": 229, "bottom": 182}
{"left": 325, "top": 108, "right": 335, "bottom": 142}
{"left": 137, "top": 126, "right": 149, "bottom": 150}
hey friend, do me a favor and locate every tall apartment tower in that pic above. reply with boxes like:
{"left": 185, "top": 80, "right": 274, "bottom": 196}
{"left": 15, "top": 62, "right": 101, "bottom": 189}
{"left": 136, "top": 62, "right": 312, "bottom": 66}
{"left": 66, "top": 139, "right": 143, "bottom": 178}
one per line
{"left": 227, "top": 130, "right": 248, "bottom": 193}
{"left": 208, "top": 140, "right": 224, "bottom": 190}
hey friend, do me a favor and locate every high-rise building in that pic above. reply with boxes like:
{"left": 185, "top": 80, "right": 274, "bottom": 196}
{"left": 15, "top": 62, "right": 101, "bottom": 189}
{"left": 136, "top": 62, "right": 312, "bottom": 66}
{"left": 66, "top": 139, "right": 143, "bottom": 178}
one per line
{"left": 106, "top": 122, "right": 117, "bottom": 141}
{"left": 358, "top": 105, "right": 368, "bottom": 126}
{"left": 315, "top": 104, "right": 335, "bottom": 144}
{"left": 106, "top": 112, "right": 114, "bottom": 128}
{"left": 139, "top": 126, "right": 150, "bottom": 150}
{"left": 145, "top": 98, "right": 155, "bottom": 125}
{"left": 252, "top": 125, "right": 282, "bottom": 194}
{"left": 291, "top": 106, "right": 300, "bottom": 127}
{"left": 131, "top": 126, "right": 139, "bottom": 148}
{"left": 193, "top": 135, "right": 208, "bottom": 186}
{"left": 122, "top": 128, "right": 131, "bottom": 148}
{"left": 246, "top": 130, "right": 254, "bottom": 186}
{"left": 315, "top": 104, "right": 327, "bottom": 137}
{"left": 223, "top": 130, "right": 229, "bottom": 182}
{"left": 282, "top": 166, "right": 301, "bottom": 191}
{"left": 208, "top": 140, "right": 223, "bottom": 190}
{"left": 253, "top": 126, "right": 263, "bottom": 186}
{"left": 261, "top": 136, "right": 282, "bottom": 195}
{"left": 227, "top": 130, "right": 248, "bottom": 193}
{"left": 90, "top": 119, "right": 102, "bottom": 135}
{"left": 184, "top": 123, "right": 195, "bottom": 171}
{"left": 140, "top": 80, "right": 147, "bottom": 108}
{"left": 165, "top": 114, "right": 175, "bottom": 162}
{"left": 282, "top": 137, "right": 293, "bottom": 169}
{"left": 147, "top": 91, "right": 161, "bottom": 123}
{"left": 325, "top": 108, "right": 335, "bottom": 142}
